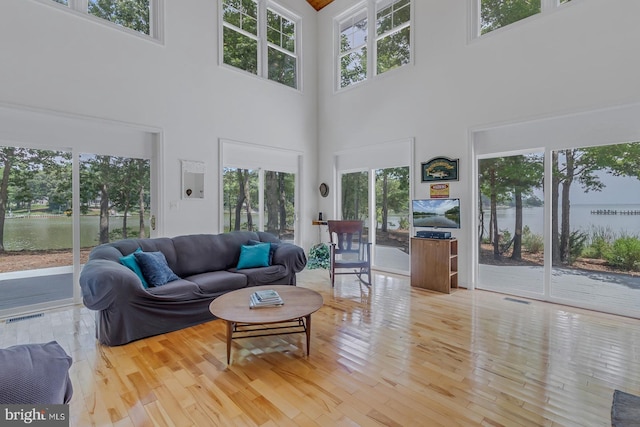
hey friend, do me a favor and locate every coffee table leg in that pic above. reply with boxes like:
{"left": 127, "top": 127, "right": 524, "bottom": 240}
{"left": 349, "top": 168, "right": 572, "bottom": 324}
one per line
{"left": 305, "top": 314, "right": 311, "bottom": 356}
{"left": 226, "top": 321, "right": 233, "bottom": 364}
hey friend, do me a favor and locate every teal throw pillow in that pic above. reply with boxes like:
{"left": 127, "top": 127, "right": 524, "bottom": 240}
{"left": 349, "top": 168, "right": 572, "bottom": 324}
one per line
{"left": 119, "top": 248, "right": 149, "bottom": 289}
{"left": 248, "top": 239, "right": 280, "bottom": 265}
{"left": 237, "top": 243, "right": 270, "bottom": 269}
{"left": 134, "top": 251, "right": 180, "bottom": 287}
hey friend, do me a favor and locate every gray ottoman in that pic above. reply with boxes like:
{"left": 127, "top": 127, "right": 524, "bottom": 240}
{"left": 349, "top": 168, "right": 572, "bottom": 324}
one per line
{"left": 0, "top": 341, "right": 73, "bottom": 404}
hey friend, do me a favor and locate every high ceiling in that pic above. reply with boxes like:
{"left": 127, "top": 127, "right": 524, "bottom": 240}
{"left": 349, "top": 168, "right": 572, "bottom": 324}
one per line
{"left": 307, "top": 0, "right": 334, "bottom": 11}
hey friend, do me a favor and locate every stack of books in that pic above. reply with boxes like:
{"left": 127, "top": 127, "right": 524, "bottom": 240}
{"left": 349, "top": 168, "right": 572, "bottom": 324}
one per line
{"left": 249, "top": 289, "right": 284, "bottom": 309}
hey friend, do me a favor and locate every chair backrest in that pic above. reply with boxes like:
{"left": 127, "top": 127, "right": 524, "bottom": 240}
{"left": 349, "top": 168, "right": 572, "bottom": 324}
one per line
{"left": 327, "top": 220, "right": 365, "bottom": 255}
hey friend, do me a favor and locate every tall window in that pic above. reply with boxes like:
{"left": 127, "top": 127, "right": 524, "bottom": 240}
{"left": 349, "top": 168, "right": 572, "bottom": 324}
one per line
{"left": 338, "top": 9, "right": 368, "bottom": 89}
{"left": 222, "top": 0, "right": 259, "bottom": 74}
{"left": 337, "top": 0, "right": 412, "bottom": 90}
{"left": 46, "top": 0, "right": 161, "bottom": 39}
{"left": 376, "top": 0, "right": 411, "bottom": 75}
{"left": 222, "top": 0, "right": 300, "bottom": 89}
{"left": 267, "top": 9, "right": 297, "bottom": 87}
{"left": 476, "top": 0, "right": 574, "bottom": 36}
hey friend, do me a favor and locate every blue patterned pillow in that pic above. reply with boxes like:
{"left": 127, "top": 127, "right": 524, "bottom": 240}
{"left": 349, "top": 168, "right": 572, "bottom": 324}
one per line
{"left": 134, "top": 251, "right": 180, "bottom": 287}
{"left": 119, "top": 248, "right": 149, "bottom": 288}
{"left": 237, "top": 243, "right": 270, "bottom": 269}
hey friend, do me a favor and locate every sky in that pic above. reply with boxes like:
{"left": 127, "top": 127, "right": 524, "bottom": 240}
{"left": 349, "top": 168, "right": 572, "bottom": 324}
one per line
{"left": 570, "top": 172, "right": 640, "bottom": 205}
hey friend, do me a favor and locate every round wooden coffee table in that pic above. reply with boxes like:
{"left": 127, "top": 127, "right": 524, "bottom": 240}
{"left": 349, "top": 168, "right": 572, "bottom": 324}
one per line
{"left": 209, "top": 285, "right": 323, "bottom": 364}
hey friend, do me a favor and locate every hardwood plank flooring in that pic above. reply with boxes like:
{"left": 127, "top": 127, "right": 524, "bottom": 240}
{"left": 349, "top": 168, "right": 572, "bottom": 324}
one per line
{"left": 2, "top": 268, "right": 640, "bottom": 426}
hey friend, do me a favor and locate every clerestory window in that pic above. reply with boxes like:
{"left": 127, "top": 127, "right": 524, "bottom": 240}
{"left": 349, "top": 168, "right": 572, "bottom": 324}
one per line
{"left": 221, "top": 0, "right": 300, "bottom": 90}
{"left": 476, "top": 0, "right": 574, "bottom": 37}
{"left": 336, "top": 0, "right": 413, "bottom": 91}
{"left": 45, "top": 0, "right": 163, "bottom": 40}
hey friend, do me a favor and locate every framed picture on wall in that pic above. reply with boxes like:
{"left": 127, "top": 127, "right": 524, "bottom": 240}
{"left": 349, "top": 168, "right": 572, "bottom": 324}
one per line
{"left": 421, "top": 156, "right": 459, "bottom": 182}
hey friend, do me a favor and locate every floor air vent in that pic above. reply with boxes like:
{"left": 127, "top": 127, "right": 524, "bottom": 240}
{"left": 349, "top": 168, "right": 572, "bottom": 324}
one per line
{"left": 5, "top": 313, "right": 44, "bottom": 324}
{"left": 504, "top": 297, "right": 531, "bottom": 305}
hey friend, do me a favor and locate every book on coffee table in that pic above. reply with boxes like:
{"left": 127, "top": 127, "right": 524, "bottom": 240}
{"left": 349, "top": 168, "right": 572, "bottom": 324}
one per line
{"left": 250, "top": 290, "right": 284, "bottom": 309}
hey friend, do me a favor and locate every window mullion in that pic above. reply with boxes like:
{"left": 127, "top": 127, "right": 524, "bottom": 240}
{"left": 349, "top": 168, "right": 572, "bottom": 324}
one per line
{"left": 70, "top": 0, "right": 87, "bottom": 12}
{"left": 541, "top": 0, "right": 557, "bottom": 13}
{"left": 223, "top": 22, "right": 259, "bottom": 42}
{"left": 367, "top": 1, "right": 375, "bottom": 79}
{"left": 258, "top": 0, "right": 267, "bottom": 79}
{"left": 376, "top": 20, "right": 410, "bottom": 42}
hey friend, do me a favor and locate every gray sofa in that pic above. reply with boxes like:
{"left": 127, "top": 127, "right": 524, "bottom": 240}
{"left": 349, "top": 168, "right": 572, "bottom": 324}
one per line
{"left": 79, "top": 231, "right": 307, "bottom": 346}
{"left": 0, "top": 341, "right": 73, "bottom": 404}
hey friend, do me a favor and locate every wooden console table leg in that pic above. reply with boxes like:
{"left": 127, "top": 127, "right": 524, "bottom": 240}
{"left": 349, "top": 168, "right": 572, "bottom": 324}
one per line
{"left": 226, "top": 321, "right": 233, "bottom": 364}
{"left": 305, "top": 314, "right": 312, "bottom": 356}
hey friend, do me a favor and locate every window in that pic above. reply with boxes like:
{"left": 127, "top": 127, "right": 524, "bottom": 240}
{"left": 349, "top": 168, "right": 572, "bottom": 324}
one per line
{"left": 475, "top": 0, "right": 575, "bottom": 37}
{"left": 338, "top": 9, "right": 368, "bottom": 88}
{"left": 221, "top": 0, "right": 300, "bottom": 89}
{"left": 337, "top": 0, "right": 412, "bottom": 90}
{"left": 88, "top": 0, "right": 151, "bottom": 35}
{"left": 376, "top": 0, "right": 411, "bottom": 75}
{"left": 222, "top": 0, "right": 259, "bottom": 74}
{"left": 45, "top": 0, "right": 162, "bottom": 40}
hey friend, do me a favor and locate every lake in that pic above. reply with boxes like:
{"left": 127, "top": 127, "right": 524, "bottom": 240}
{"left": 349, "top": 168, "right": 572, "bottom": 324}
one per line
{"left": 2, "top": 215, "right": 147, "bottom": 250}
{"left": 486, "top": 204, "right": 640, "bottom": 237}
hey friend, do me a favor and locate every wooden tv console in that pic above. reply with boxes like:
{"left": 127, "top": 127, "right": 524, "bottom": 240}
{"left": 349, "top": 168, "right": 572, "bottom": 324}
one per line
{"left": 410, "top": 237, "right": 458, "bottom": 293}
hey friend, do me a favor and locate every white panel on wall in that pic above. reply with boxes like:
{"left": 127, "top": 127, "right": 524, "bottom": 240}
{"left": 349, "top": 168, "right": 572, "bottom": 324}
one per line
{"left": 335, "top": 139, "right": 412, "bottom": 171}
{"left": 221, "top": 139, "right": 302, "bottom": 173}
{"left": 474, "top": 103, "right": 640, "bottom": 156}
{"left": 0, "top": 105, "right": 155, "bottom": 157}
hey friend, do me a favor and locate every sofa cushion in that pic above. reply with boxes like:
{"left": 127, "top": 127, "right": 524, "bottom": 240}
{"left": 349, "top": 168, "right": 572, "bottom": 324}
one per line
{"left": 119, "top": 248, "right": 149, "bottom": 288}
{"left": 237, "top": 243, "right": 270, "bottom": 269}
{"left": 134, "top": 251, "right": 180, "bottom": 287}
{"left": 0, "top": 341, "right": 73, "bottom": 404}
{"left": 186, "top": 270, "right": 248, "bottom": 294}
{"left": 232, "top": 264, "right": 289, "bottom": 286}
{"left": 145, "top": 278, "right": 202, "bottom": 297}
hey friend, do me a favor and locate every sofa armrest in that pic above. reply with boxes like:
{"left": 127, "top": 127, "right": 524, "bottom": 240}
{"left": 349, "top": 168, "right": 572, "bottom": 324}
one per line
{"left": 80, "top": 259, "right": 146, "bottom": 311}
{"left": 272, "top": 243, "right": 307, "bottom": 273}
{"left": 0, "top": 341, "right": 73, "bottom": 404}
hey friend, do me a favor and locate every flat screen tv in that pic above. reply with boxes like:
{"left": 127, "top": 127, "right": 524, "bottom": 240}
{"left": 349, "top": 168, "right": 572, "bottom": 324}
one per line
{"left": 412, "top": 198, "right": 460, "bottom": 229}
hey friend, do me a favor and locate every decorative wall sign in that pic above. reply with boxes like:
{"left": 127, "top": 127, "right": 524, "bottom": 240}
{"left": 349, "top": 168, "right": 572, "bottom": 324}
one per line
{"left": 430, "top": 183, "right": 450, "bottom": 198}
{"left": 421, "top": 156, "right": 459, "bottom": 182}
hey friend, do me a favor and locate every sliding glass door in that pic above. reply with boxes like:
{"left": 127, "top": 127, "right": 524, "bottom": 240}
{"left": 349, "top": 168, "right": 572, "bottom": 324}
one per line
{"left": 374, "top": 167, "right": 410, "bottom": 272}
{"left": 79, "top": 154, "right": 151, "bottom": 254}
{"left": 222, "top": 167, "right": 296, "bottom": 243}
{"left": 477, "top": 152, "right": 545, "bottom": 297}
{"left": 0, "top": 146, "right": 73, "bottom": 312}
{"left": 0, "top": 147, "right": 153, "bottom": 316}
{"left": 339, "top": 167, "right": 410, "bottom": 274}
{"left": 549, "top": 143, "right": 640, "bottom": 316}
{"left": 476, "top": 141, "right": 640, "bottom": 318}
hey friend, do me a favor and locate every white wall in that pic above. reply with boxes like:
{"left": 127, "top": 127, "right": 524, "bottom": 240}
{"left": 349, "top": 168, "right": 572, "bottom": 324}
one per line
{"left": 0, "top": 0, "right": 318, "bottom": 246}
{"left": 3, "top": 0, "right": 640, "bottom": 282}
{"left": 316, "top": 0, "right": 640, "bottom": 286}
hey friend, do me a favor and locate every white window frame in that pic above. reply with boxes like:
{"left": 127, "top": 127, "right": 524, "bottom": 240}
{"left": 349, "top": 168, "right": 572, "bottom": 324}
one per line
{"left": 336, "top": 6, "right": 368, "bottom": 90}
{"left": 335, "top": 0, "right": 414, "bottom": 92}
{"left": 220, "top": 0, "right": 301, "bottom": 91}
{"left": 471, "top": 0, "right": 577, "bottom": 39}
{"left": 37, "top": 0, "right": 164, "bottom": 42}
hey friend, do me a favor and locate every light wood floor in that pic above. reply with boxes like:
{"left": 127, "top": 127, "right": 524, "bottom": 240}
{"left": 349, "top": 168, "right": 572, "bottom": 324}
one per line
{"left": 2, "top": 269, "right": 640, "bottom": 426}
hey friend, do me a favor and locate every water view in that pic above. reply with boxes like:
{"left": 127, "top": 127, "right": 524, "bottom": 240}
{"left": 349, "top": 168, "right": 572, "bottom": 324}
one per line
{"left": 3, "top": 215, "right": 148, "bottom": 251}
{"left": 488, "top": 204, "right": 640, "bottom": 236}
